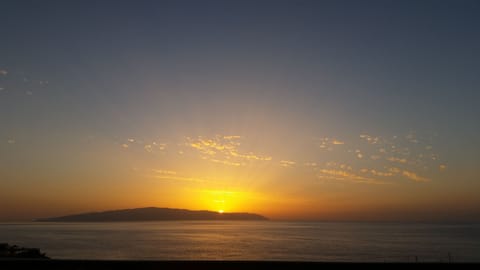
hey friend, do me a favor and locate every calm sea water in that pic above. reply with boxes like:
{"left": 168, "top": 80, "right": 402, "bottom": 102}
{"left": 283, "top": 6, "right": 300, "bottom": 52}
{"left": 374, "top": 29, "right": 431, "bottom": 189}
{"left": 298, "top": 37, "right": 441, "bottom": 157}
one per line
{"left": 1, "top": 221, "right": 479, "bottom": 262}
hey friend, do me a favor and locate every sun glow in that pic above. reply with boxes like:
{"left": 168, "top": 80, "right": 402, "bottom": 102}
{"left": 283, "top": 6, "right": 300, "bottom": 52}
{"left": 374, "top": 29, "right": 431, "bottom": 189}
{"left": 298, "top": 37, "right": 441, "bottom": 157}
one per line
{"left": 191, "top": 189, "right": 256, "bottom": 213}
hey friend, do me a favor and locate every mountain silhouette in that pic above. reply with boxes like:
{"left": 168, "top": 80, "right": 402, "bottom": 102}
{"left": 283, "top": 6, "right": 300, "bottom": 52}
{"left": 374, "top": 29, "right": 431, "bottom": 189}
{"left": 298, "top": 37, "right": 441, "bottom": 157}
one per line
{"left": 35, "top": 207, "right": 268, "bottom": 222}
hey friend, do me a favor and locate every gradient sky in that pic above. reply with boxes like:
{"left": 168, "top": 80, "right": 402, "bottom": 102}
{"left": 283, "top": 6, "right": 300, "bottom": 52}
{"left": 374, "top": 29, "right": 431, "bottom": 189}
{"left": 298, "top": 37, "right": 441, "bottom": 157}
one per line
{"left": 1, "top": 0, "right": 479, "bottom": 222}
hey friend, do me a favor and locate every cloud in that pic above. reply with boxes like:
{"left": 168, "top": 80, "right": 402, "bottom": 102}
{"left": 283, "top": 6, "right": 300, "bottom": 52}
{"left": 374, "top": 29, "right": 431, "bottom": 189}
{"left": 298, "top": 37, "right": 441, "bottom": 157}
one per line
{"left": 150, "top": 169, "right": 220, "bottom": 184}
{"left": 145, "top": 141, "right": 167, "bottom": 152}
{"left": 121, "top": 137, "right": 168, "bottom": 153}
{"left": 315, "top": 137, "right": 345, "bottom": 150}
{"left": 153, "top": 175, "right": 208, "bottom": 183}
{"left": 402, "top": 170, "right": 430, "bottom": 182}
{"left": 153, "top": 142, "right": 167, "bottom": 150}
{"left": 311, "top": 131, "right": 444, "bottom": 184}
{"left": 280, "top": 160, "right": 296, "bottom": 168}
{"left": 388, "top": 167, "right": 401, "bottom": 174}
{"left": 153, "top": 169, "right": 177, "bottom": 175}
{"left": 7, "top": 139, "right": 15, "bottom": 144}
{"left": 325, "top": 162, "right": 353, "bottom": 171}
{"left": 369, "top": 169, "right": 393, "bottom": 177}
{"left": 223, "top": 135, "right": 241, "bottom": 140}
{"left": 0, "top": 69, "right": 7, "bottom": 76}
{"left": 317, "top": 169, "right": 388, "bottom": 185}
{"left": 359, "top": 134, "right": 381, "bottom": 144}
{"left": 186, "top": 136, "right": 238, "bottom": 156}
{"left": 210, "top": 159, "right": 244, "bottom": 167}
{"left": 387, "top": 157, "right": 407, "bottom": 164}
{"left": 229, "top": 151, "right": 272, "bottom": 161}
{"left": 185, "top": 135, "right": 272, "bottom": 166}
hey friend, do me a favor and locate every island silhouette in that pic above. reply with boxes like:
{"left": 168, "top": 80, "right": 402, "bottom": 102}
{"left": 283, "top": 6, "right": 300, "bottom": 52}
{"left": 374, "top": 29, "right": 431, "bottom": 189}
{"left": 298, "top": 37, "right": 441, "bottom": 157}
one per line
{"left": 35, "top": 207, "right": 268, "bottom": 222}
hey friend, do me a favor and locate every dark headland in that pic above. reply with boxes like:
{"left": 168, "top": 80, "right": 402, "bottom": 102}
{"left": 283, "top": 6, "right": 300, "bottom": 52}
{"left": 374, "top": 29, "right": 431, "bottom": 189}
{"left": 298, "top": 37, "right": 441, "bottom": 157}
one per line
{"left": 35, "top": 207, "right": 268, "bottom": 222}
{"left": 0, "top": 243, "right": 49, "bottom": 259}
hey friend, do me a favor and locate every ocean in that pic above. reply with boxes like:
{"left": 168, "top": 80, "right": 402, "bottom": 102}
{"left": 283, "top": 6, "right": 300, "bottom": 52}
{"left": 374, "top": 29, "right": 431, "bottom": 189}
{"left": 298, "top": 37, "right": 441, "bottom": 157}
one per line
{"left": 1, "top": 221, "right": 479, "bottom": 262}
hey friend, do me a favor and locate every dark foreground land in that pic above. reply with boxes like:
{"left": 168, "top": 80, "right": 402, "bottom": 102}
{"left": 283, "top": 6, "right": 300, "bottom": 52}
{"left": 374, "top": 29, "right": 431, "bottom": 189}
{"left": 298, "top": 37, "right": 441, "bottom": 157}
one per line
{"left": 0, "top": 260, "right": 468, "bottom": 270}
{"left": 0, "top": 243, "right": 49, "bottom": 259}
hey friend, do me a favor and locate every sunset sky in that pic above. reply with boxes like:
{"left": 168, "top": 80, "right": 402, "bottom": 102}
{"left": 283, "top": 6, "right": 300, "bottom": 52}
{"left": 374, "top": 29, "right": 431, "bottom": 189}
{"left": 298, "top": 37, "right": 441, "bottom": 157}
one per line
{"left": 1, "top": 0, "right": 479, "bottom": 222}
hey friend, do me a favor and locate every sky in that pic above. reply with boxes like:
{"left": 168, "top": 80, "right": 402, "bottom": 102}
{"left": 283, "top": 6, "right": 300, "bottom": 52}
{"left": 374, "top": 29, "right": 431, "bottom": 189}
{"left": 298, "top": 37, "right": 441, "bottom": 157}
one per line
{"left": 1, "top": 0, "right": 479, "bottom": 222}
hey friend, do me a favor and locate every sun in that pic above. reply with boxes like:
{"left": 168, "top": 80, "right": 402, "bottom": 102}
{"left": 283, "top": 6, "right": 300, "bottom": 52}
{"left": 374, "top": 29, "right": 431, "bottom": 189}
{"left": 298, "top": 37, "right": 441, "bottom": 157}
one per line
{"left": 218, "top": 209, "right": 224, "bottom": 214}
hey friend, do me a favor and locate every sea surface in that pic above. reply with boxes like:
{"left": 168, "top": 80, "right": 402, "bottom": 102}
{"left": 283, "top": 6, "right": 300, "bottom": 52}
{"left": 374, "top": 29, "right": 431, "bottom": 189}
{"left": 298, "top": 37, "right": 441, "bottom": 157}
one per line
{"left": 1, "top": 221, "right": 479, "bottom": 262}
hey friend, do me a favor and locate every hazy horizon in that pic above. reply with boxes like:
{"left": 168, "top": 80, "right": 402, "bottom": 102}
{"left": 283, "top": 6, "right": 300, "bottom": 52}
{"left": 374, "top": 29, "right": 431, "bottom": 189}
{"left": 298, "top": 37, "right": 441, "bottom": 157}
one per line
{"left": 1, "top": 0, "right": 480, "bottom": 223}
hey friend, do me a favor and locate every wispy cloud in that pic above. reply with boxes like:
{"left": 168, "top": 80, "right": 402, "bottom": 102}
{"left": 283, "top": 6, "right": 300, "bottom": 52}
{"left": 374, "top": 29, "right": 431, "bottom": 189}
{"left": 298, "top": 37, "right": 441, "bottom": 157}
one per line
{"left": 388, "top": 167, "right": 401, "bottom": 174}
{"left": 150, "top": 169, "right": 220, "bottom": 184}
{"left": 185, "top": 135, "right": 272, "bottom": 166}
{"left": 120, "top": 137, "right": 168, "bottom": 153}
{"left": 387, "top": 157, "right": 407, "bottom": 164}
{"left": 280, "top": 160, "right": 296, "bottom": 168}
{"left": 186, "top": 136, "right": 238, "bottom": 155}
{"left": 152, "top": 169, "right": 177, "bottom": 175}
{"left": 325, "top": 162, "right": 353, "bottom": 171}
{"left": 359, "top": 134, "right": 382, "bottom": 144}
{"left": 317, "top": 169, "right": 389, "bottom": 185}
{"left": 144, "top": 144, "right": 153, "bottom": 152}
{"left": 152, "top": 174, "right": 209, "bottom": 183}
{"left": 313, "top": 131, "right": 445, "bottom": 184}
{"left": 368, "top": 169, "right": 393, "bottom": 177}
{"left": 153, "top": 142, "right": 167, "bottom": 150}
{"left": 0, "top": 69, "right": 7, "bottom": 76}
{"left": 223, "top": 135, "right": 241, "bottom": 140}
{"left": 125, "top": 130, "right": 443, "bottom": 186}
{"left": 210, "top": 159, "right": 244, "bottom": 167}
{"left": 402, "top": 170, "right": 430, "bottom": 182}
{"left": 229, "top": 151, "right": 272, "bottom": 161}
{"left": 315, "top": 137, "right": 346, "bottom": 151}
